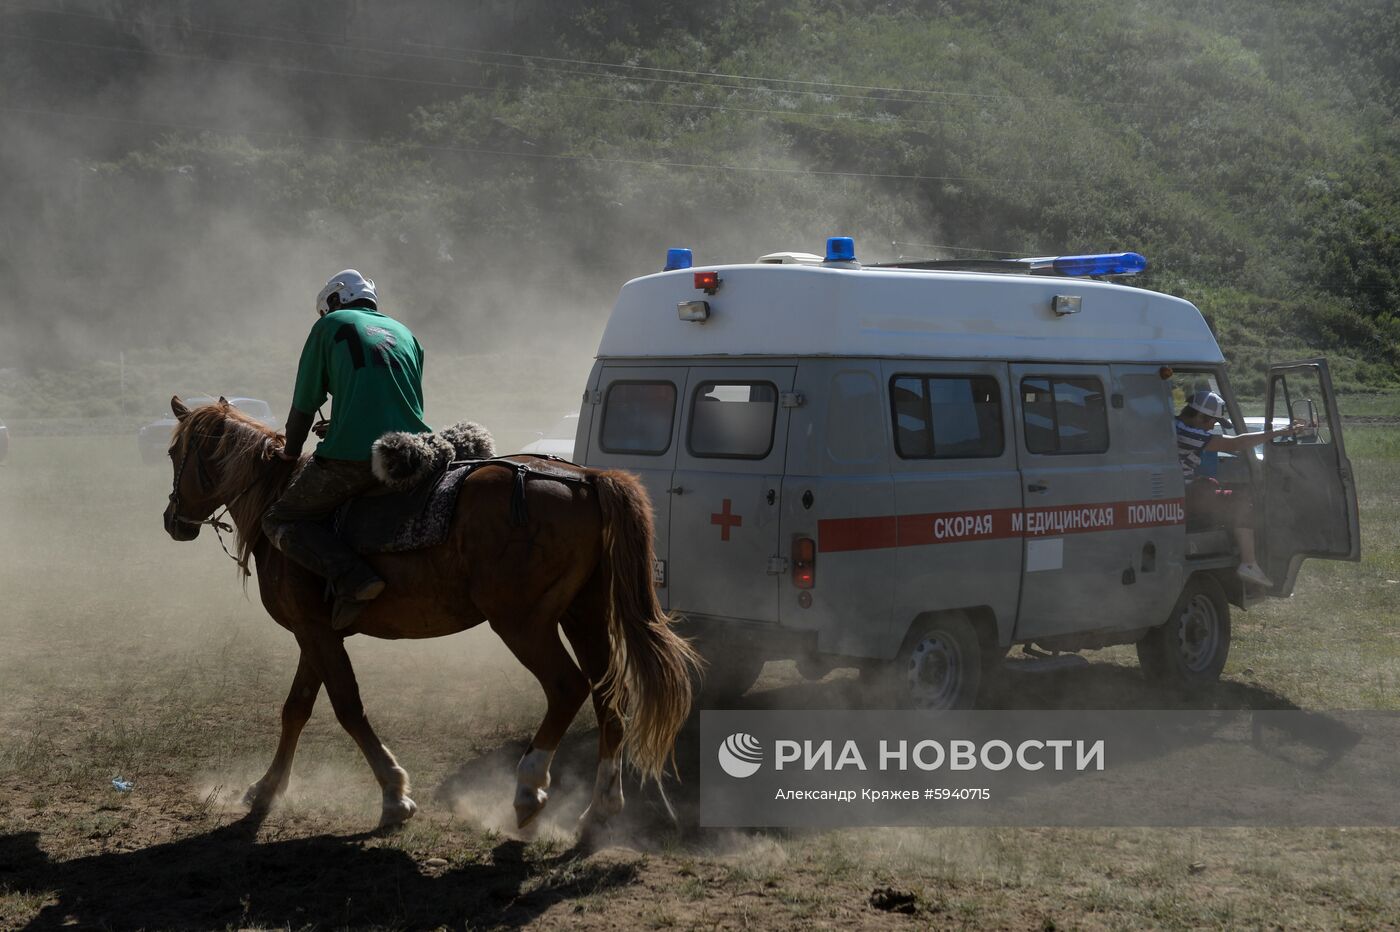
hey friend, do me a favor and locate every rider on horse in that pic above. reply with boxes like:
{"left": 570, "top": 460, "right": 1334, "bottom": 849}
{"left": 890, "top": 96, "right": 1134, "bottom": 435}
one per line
{"left": 264, "top": 269, "right": 431, "bottom": 630}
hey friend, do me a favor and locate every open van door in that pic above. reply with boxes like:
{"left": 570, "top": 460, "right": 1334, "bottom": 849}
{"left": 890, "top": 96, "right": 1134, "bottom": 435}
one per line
{"left": 1261, "top": 359, "right": 1360, "bottom": 596}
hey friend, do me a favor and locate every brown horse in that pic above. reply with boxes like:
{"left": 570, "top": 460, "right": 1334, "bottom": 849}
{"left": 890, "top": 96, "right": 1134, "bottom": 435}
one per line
{"left": 161, "top": 397, "right": 699, "bottom": 837}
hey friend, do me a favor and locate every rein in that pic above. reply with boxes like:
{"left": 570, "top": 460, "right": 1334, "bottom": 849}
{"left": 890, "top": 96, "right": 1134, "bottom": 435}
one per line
{"left": 168, "top": 432, "right": 262, "bottom": 577}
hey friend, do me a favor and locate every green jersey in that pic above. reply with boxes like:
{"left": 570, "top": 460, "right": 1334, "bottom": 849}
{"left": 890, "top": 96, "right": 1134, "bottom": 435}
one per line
{"left": 291, "top": 308, "right": 430, "bottom": 461}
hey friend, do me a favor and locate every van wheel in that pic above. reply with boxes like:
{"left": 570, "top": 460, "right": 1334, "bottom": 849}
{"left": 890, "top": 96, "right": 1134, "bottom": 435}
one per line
{"left": 1137, "top": 575, "right": 1231, "bottom": 688}
{"left": 696, "top": 655, "right": 765, "bottom": 708}
{"left": 895, "top": 613, "right": 983, "bottom": 710}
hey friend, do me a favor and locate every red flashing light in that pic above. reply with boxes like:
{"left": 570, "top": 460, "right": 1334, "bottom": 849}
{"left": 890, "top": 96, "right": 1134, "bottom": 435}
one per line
{"left": 792, "top": 536, "right": 816, "bottom": 589}
{"left": 694, "top": 270, "right": 720, "bottom": 295}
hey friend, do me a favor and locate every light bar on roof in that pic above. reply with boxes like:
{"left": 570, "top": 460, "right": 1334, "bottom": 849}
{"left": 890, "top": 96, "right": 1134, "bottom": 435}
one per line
{"left": 1018, "top": 252, "right": 1148, "bottom": 277}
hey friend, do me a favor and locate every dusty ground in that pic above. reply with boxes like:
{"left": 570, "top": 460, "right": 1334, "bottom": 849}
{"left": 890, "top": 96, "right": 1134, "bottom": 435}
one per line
{"left": 2, "top": 425, "right": 1399, "bottom": 930}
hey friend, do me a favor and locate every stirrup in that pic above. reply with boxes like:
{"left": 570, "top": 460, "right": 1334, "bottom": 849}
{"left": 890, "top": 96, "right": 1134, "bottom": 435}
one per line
{"left": 329, "top": 574, "right": 385, "bottom": 631}
{"left": 345, "top": 575, "right": 386, "bottom": 602}
{"left": 332, "top": 595, "right": 372, "bottom": 631}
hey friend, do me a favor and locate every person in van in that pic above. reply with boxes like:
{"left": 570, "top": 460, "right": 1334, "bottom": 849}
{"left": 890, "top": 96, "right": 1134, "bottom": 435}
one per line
{"left": 1176, "top": 390, "right": 1306, "bottom": 587}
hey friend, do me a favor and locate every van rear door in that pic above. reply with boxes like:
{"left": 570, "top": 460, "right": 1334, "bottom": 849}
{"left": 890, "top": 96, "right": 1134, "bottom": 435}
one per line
{"left": 669, "top": 366, "right": 795, "bottom": 624}
{"left": 1261, "top": 359, "right": 1360, "bottom": 595}
{"left": 589, "top": 366, "right": 685, "bottom": 609}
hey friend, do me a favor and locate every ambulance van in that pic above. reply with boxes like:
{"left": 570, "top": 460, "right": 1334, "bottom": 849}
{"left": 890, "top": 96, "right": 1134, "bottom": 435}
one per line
{"left": 573, "top": 239, "right": 1361, "bottom": 709}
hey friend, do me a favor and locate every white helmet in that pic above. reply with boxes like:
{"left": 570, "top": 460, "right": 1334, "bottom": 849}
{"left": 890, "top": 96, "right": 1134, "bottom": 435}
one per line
{"left": 315, "top": 269, "right": 377, "bottom": 314}
{"left": 1187, "top": 390, "right": 1226, "bottom": 420}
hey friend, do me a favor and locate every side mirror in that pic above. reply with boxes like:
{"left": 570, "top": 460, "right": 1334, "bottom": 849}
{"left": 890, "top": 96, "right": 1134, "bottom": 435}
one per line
{"left": 1289, "top": 398, "right": 1320, "bottom": 441}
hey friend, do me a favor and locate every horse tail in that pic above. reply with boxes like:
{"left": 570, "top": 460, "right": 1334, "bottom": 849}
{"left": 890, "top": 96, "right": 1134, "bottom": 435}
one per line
{"left": 592, "top": 469, "right": 702, "bottom": 780}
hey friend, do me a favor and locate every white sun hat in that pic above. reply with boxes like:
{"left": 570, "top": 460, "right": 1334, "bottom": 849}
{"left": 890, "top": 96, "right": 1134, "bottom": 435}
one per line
{"left": 1187, "top": 390, "right": 1226, "bottom": 420}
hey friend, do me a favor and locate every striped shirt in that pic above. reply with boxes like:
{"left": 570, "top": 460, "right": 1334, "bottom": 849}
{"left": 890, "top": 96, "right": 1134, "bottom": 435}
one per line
{"left": 1175, "top": 418, "right": 1214, "bottom": 481}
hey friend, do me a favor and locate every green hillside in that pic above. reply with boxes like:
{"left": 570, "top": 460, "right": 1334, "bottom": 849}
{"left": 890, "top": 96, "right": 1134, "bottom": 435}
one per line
{"left": 1, "top": 0, "right": 1396, "bottom": 407}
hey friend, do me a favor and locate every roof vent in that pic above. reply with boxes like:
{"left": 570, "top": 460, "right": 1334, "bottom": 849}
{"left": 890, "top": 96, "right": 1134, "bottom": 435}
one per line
{"left": 756, "top": 252, "right": 823, "bottom": 265}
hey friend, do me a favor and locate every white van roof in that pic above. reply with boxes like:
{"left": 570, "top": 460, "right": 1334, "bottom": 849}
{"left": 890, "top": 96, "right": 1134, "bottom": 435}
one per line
{"left": 597, "top": 263, "right": 1224, "bottom": 365}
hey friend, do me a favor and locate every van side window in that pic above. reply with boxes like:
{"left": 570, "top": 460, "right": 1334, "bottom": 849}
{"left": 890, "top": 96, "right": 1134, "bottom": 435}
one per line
{"left": 599, "top": 381, "right": 677, "bottom": 455}
{"left": 1021, "top": 377, "right": 1109, "bottom": 454}
{"left": 688, "top": 381, "right": 778, "bottom": 458}
{"left": 890, "top": 375, "right": 1004, "bottom": 459}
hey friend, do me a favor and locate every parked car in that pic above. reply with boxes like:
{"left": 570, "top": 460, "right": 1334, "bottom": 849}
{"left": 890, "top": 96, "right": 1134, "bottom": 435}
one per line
{"left": 0, "top": 417, "right": 8, "bottom": 464}
{"left": 1222, "top": 417, "right": 1319, "bottom": 463}
{"left": 138, "top": 396, "right": 279, "bottom": 464}
{"left": 1240, "top": 417, "right": 1268, "bottom": 460}
{"left": 519, "top": 412, "right": 579, "bottom": 461}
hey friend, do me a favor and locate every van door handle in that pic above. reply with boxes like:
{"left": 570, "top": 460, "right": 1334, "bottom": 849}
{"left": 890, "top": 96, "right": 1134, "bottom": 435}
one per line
{"left": 1027, "top": 482, "right": 1049, "bottom": 493}
{"left": 667, "top": 486, "right": 685, "bottom": 495}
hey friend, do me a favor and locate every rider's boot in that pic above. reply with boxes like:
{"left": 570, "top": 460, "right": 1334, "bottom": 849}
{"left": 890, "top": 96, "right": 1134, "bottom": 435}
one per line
{"left": 267, "top": 521, "right": 385, "bottom": 631}
{"left": 330, "top": 564, "right": 385, "bottom": 631}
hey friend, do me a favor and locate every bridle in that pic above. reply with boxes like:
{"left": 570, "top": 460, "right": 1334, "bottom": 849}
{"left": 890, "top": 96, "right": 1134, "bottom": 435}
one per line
{"left": 167, "top": 430, "right": 253, "bottom": 576}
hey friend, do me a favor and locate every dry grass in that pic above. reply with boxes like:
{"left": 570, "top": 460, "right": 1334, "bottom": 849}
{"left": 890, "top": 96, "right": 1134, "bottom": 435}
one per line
{"left": 2, "top": 421, "right": 1399, "bottom": 929}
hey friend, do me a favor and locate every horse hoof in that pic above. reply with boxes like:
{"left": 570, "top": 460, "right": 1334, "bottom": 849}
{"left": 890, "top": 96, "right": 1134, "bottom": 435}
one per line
{"left": 514, "top": 788, "right": 548, "bottom": 829}
{"left": 243, "top": 781, "right": 275, "bottom": 812}
{"left": 514, "top": 805, "right": 543, "bottom": 831}
{"left": 379, "top": 795, "right": 418, "bottom": 828}
{"left": 576, "top": 814, "right": 610, "bottom": 850}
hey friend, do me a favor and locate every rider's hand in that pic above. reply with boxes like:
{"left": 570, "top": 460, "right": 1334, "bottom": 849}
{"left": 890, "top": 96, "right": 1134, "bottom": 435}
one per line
{"left": 266, "top": 437, "right": 300, "bottom": 462}
{"left": 311, "top": 419, "right": 330, "bottom": 439}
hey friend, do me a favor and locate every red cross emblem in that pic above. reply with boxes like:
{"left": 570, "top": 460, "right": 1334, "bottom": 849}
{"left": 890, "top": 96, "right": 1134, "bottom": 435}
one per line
{"left": 710, "top": 498, "right": 743, "bottom": 542}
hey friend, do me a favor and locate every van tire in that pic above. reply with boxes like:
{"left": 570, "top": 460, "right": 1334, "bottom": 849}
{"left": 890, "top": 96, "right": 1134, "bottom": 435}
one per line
{"left": 891, "top": 612, "right": 984, "bottom": 710}
{"left": 1137, "top": 575, "right": 1231, "bottom": 688}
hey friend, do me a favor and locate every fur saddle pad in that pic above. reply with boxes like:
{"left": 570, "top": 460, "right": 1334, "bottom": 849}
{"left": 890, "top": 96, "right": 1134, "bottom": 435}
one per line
{"left": 370, "top": 421, "right": 495, "bottom": 490}
{"left": 333, "top": 421, "right": 495, "bottom": 555}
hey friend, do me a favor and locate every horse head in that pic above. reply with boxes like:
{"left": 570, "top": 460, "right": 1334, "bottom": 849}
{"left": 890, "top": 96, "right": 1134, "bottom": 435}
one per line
{"left": 162, "top": 395, "right": 230, "bottom": 541}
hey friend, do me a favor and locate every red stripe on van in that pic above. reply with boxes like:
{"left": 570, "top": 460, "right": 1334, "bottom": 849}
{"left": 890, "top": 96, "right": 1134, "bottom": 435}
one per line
{"left": 816, "top": 515, "right": 899, "bottom": 552}
{"left": 817, "top": 498, "right": 1186, "bottom": 553}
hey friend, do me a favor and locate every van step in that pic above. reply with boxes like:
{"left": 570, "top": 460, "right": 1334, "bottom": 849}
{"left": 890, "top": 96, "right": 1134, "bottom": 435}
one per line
{"left": 1001, "top": 653, "right": 1091, "bottom": 675}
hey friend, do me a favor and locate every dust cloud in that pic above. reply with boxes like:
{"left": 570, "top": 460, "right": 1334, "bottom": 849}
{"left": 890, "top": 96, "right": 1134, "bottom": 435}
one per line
{"left": 3, "top": 6, "right": 573, "bottom": 424}
{"left": 0, "top": 3, "right": 913, "bottom": 423}
{"left": 0, "top": 2, "right": 912, "bottom": 841}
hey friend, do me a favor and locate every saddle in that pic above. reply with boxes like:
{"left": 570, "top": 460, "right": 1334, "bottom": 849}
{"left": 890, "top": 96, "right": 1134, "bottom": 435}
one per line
{"left": 331, "top": 421, "right": 589, "bottom": 554}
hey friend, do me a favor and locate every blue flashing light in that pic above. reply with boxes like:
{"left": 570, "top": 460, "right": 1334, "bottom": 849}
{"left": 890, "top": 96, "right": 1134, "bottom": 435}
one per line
{"left": 1047, "top": 252, "right": 1147, "bottom": 277}
{"left": 664, "top": 247, "right": 693, "bottom": 271}
{"left": 824, "top": 236, "right": 856, "bottom": 263}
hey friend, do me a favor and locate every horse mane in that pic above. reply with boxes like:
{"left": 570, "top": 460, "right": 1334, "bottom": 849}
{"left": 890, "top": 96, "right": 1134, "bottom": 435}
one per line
{"left": 175, "top": 402, "right": 298, "bottom": 576}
